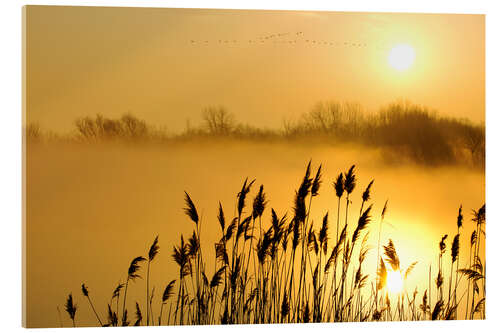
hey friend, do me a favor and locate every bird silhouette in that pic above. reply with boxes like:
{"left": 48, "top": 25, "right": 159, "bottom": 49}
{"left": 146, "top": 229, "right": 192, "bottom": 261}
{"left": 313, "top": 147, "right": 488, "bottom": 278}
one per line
{"left": 186, "top": 30, "right": 375, "bottom": 55}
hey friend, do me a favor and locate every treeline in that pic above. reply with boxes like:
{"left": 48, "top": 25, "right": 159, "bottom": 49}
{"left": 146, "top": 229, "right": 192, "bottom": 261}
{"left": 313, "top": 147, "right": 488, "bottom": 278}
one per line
{"left": 25, "top": 101, "right": 485, "bottom": 167}
{"left": 289, "top": 101, "right": 485, "bottom": 167}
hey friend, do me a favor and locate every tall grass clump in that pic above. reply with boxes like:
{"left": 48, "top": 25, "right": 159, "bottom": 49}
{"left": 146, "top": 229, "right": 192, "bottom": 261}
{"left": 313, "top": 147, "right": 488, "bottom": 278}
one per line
{"left": 64, "top": 162, "right": 485, "bottom": 327}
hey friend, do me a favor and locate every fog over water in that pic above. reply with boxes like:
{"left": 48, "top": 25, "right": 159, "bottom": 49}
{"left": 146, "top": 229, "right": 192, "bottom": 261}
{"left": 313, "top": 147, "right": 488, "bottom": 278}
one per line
{"left": 23, "top": 5, "right": 485, "bottom": 327}
{"left": 25, "top": 141, "right": 484, "bottom": 327}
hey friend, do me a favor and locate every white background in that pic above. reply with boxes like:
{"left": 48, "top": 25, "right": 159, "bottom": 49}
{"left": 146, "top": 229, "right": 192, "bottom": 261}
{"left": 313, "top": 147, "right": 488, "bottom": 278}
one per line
{"left": 0, "top": 0, "right": 498, "bottom": 332}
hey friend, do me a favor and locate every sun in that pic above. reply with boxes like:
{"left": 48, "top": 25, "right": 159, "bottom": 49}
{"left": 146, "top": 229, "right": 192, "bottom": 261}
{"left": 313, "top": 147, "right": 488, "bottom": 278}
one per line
{"left": 388, "top": 44, "right": 415, "bottom": 71}
{"left": 386, "top": 269, "right": 404, "bottom": 294}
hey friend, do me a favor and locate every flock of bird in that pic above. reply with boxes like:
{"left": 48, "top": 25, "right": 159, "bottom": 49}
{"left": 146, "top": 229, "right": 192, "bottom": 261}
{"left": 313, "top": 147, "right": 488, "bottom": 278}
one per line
{"left": 189, "top": 31, "right": 369, "bottom": 48}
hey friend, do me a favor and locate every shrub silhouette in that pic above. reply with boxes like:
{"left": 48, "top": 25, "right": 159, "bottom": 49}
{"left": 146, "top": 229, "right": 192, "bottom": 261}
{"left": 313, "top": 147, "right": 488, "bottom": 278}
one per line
{"left": 24, "top": 122, "right": 42, "bottom": 143}
{"left": 75, "top": 113, "right": 148, "bottom": 142}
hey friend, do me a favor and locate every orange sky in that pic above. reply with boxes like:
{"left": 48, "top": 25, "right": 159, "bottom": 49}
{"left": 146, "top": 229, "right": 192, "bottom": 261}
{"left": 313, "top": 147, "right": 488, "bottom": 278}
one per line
{"left": 25, "top": 6, "right": 484, "bottom": 132}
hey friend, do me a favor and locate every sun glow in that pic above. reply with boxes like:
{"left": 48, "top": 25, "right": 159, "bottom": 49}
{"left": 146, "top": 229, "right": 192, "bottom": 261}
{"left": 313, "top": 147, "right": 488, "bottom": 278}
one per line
{"left": 388, "top": 44, "right": 416, "bottom": 71}
{"left": 386, "top": 270, "right": 404, "bottom": 294}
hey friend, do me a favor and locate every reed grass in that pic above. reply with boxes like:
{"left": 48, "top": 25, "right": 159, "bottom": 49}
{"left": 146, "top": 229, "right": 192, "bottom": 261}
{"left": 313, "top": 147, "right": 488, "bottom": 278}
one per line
{"left": 62, "top": 162, "right": 485, "bottom": 327}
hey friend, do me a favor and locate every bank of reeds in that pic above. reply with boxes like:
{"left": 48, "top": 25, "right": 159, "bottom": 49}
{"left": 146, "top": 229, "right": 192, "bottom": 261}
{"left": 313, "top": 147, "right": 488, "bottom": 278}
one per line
{"left": 63, "top": 162, "right": 485, "bottom": 327}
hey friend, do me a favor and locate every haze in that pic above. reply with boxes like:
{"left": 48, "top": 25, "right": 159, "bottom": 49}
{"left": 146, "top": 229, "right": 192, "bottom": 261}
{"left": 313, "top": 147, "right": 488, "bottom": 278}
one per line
{"left": 23, "top": 6, "right": 486, "bottom": 327}
{"left": 25, "top": 6, "right": 484, "bottom": 132}
{"left": 26, "top": 143, "right": 484, "bottom": 327}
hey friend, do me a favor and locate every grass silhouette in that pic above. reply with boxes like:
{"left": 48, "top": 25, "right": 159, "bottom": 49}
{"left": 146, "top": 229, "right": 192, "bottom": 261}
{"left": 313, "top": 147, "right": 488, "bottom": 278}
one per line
{"left": 63, "top": 162, "right": 485, "bottom": 327}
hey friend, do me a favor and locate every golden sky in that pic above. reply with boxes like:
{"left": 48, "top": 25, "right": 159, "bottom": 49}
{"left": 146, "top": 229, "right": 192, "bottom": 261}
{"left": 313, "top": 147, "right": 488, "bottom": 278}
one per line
{"left": 25, "top": 6, "right": 485, "bottom": 132}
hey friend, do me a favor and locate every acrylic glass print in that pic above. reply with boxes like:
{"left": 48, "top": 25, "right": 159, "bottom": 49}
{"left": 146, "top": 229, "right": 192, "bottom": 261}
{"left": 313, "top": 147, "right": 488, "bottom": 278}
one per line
{"left": 22, "top": 5, "right": 485, "bottom": 328}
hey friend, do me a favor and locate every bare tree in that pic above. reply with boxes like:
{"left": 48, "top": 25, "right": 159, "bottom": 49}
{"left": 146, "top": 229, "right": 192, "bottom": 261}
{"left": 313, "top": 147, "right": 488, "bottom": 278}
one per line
{"left": 282, "top": 117, "right": 296, "bottom": 137}
{"left": 121, "top": 113, "right": 148, "bottom": 139}
{"left": 301, "top": 101, "right": 364, "bottom": 138}
{"left": 463, "top": 125, "right": 485, "bottom": 165}
{"left": 202, "top": 107, "right": 235, "bottom": 135}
